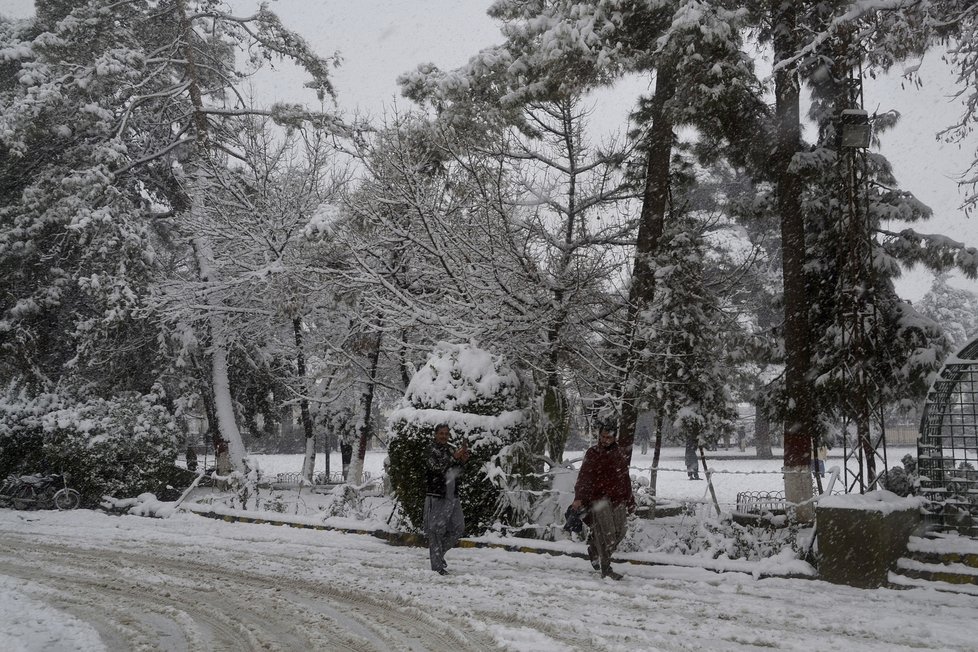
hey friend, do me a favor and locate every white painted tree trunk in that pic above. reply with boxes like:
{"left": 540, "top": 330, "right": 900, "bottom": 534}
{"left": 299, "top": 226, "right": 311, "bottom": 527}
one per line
{"left": 345, "top": 452, "right": 364, "bottom": 486}
{"left": 784, "top": 465, "right": 814, "bottom": 522}
{"left": 208, "top": 326, "right": 247, "bottom": 473}
{"left": 345, "top": 408, "right": 366, "bottom": 484}
{"left": 302, "top": 437, "right": 316, "bottom": 481}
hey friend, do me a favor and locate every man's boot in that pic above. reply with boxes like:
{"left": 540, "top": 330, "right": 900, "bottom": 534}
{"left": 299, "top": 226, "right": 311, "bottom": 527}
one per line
{"left": 601, "top": 565, "right": 623, "bottom": 581}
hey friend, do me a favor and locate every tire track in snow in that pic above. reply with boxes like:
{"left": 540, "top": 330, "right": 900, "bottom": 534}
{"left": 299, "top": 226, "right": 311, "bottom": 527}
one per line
{"left": 0, "top": 534, "right": 499, "bottom": 651}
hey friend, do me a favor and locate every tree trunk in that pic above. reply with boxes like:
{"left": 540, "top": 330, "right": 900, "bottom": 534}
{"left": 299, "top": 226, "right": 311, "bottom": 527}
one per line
{"left": 618, "top": 64, "right": 677, "bottom": 462}
{"left": 772, "top": 0, "right": 815, "bottom": 521}
{"left": 340, "top": 441, "right": 352, "bottom": 479}
{"left": 199, "top": 378, "right": 226, "bottom": 473}
{"left": 295, "top": 318, "right": 317, "bottom": 482}
{"left": 753, "top": 403, "right": 774, "bottom": 459}
{"left": 398, "top": 329, "right": 412, "bottom": 389}
{"left": 543, "top": 373, "right": 569, "bottom": 463}
{"left": 192, "top": 237, "right": 246, "bottom": 473}
{"left": 346, "top": 330, "right": 383, "bottom": 485}
{"left": 650, "top": 412, "right": 663, "bottom": 496}
{"left": 179, "top": 0, "right": 245, "bottom": 474}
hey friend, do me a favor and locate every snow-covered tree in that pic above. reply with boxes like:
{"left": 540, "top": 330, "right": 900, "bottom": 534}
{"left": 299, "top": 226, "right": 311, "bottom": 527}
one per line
{"left": 330, "top": 114, "right": 466, "bottom": 483}
{"left": 390, "top": 94, "right": 635, "bottom": 461}
{"left": 917, "top": 273, "right": 978, "bottom": 351}
{"left": 638, "top": 210, "right": 738, "bottom": 470}
{"left": 0, "top": 6, "right": 164, "bottom": 395}
{"left": 401, "top": 0, "right": 767, "bottom": 461}
{"left": 153, "top": 116, "right": 347, "bottom": 479}
{"left": 725, "top": 0, "right": 978, "bottom": 510}
{"left": 721, "top": 168, "right": 784, "bottom": 460}
{"left": 0, "top": 0, "right": 344, "bottom": 473}
{"left": 469, "top": 99, "right": 634, "bottom": 464}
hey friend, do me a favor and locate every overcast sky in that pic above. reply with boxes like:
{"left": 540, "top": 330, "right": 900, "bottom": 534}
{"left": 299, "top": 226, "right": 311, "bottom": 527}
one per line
{"left": 3, "top": 0, "right": 976, "bottom": 303}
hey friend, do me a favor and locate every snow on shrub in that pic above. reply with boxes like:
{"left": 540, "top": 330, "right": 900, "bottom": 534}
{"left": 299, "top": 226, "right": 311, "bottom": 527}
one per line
{"left": 386, "top": 341, "right": 527, "bottom": 534}
{"left": 0, "top": 386, "right": 179, "bottom": 505}
{"left": 623, "top": 513, "right": 803, "bottom": 562}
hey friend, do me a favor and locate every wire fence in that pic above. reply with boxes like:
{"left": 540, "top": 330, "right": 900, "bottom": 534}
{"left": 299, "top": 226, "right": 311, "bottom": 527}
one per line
{"left": 626, "top": 465, "right": 789, "bottom": 476}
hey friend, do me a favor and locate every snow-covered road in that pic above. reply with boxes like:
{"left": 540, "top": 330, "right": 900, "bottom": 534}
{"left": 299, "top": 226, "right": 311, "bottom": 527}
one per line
{"left": 1, "top": 508, "right": 975, "bottom": 651}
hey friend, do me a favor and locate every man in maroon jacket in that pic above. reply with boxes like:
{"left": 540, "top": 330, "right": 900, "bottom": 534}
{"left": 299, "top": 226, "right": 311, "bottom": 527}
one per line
{"left": 571, "top": 424, "right": 635, "bottom": 580}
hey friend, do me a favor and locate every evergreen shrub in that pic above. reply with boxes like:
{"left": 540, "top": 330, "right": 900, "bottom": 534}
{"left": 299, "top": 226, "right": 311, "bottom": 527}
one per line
{"left": 0, "top": 387, "right": 180, "bottom": 505}
{"left": 387, "top": 342, "right": 527, "bottom": 534}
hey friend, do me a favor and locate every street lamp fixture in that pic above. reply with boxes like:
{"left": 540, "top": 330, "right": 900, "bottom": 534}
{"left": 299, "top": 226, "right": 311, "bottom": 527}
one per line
{"left": 840, "top": 109, "right": 871, "bottom": 148}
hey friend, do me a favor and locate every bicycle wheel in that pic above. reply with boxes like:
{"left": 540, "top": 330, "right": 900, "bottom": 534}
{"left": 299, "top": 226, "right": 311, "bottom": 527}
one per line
{"left": 53, "top": 488, "right": 81, "bottom": 510}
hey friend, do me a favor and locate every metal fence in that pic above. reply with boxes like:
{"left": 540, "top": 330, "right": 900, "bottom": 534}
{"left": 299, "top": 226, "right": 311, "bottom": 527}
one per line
{"left": 735, "top": 490, "right": 787, "bottom": 515}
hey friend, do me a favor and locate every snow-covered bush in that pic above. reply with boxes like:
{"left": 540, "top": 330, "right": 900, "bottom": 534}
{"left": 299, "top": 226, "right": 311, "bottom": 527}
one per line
{"left": 485, "top": 440, "right": 557, "bottom": 535}
{"left": 0, "top": 387, "right": 180, "bottom": 504}
{"left": 882, "top": 453, "right": 920, "bottom": 497}
{"left": 623, "top": 514, "right": 803, "bottom": 561}
{"left": 386, "top": 342, "right": 528, "bottom": 534}
{"left": 882, "top": 467, "right": 913, "bottom": 497}
{"left": 322, "top": 483, "right": 372, "bottom": 519}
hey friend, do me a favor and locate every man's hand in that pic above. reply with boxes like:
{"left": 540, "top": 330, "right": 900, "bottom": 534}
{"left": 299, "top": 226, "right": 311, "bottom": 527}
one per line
{"left": 453, "top": 446, "right": 470, "bottom": 462}
{"left": 571, "top": 499, "right": 582, "bottom": 510}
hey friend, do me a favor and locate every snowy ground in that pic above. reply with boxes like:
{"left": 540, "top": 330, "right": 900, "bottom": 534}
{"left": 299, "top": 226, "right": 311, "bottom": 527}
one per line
{"left": 5, "top": 445, "right": 976, "bottom": 652}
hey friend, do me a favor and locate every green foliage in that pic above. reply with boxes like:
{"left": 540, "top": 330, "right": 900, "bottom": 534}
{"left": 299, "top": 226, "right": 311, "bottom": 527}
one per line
{"left": 484, "top": 440, "right": 550, "bottom": 530}
{"left": 386, "top": 422, "right": 427, "bottom": 529}
{"left": 0, "top": 388, "right": 180, "bottom": 505}
{"left": 882, "top": 466, "right": 912, "bottom": 497}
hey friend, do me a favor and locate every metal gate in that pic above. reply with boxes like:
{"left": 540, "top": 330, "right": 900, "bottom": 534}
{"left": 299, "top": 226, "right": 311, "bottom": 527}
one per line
{"left": 918, "top": 336, "right": 978, "bottom": 535}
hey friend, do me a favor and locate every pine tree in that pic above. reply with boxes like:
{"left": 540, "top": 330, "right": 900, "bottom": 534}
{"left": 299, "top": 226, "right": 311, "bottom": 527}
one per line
{"left": 639, "top": 210, "right": 738, "bottom": 451}
{"left": 740, "top": 1, "right": 977, "bottom": 497}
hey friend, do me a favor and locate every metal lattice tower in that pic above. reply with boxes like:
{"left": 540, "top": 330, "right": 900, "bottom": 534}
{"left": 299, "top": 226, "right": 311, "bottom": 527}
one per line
{"left": 918, "top": 337, "right": 978, "bottom": 535}
{"left": 833, "top": 64, "right": 888, "bottom": 494}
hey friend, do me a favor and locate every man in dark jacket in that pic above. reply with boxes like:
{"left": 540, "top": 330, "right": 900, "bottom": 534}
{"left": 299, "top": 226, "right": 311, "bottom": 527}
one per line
{"left": 571, "top": 424, "right": 634, "bottom": 580}
{"left": 424, "top": 423, "right": 469, "bottom": 574}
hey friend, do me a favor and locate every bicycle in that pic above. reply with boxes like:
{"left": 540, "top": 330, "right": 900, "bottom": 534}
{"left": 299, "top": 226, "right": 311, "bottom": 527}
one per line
{"left": 0, "top": 472, "right": 81, "bottom": 510}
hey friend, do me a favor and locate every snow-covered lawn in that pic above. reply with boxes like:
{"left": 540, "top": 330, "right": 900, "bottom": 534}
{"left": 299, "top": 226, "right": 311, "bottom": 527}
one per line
{"left": 5, "top": 444, "right": 973, "bottom": 651}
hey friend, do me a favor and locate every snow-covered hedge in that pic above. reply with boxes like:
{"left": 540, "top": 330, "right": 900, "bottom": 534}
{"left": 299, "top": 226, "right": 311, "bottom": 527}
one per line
{"left": 386, "top": 342, "right": 527, "bottom": 534}
{"left": 0, "top": 387, "right": 180, "bottom": 505}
